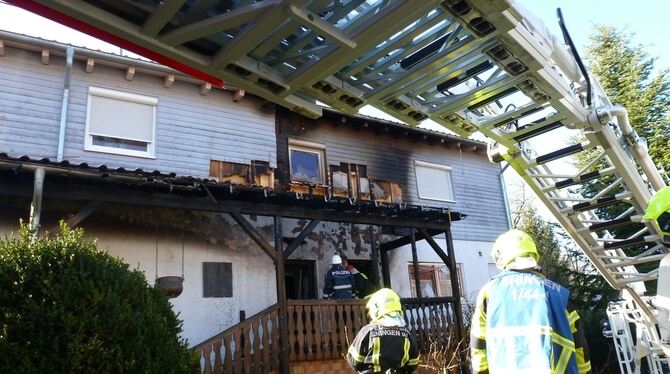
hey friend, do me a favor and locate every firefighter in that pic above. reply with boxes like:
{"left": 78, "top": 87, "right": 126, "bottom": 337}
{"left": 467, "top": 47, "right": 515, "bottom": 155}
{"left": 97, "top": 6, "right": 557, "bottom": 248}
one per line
{"left": 471, "top": 229, "right": 591, "bottom": 374}
{"left": 643, "top": 186, "right": 670, "bottom": 244}
{"left": 323, "top": 254, "right": 356, "bottom": 299}
{"left": 347, "top": 288, "right": 420, "bottom": 373}
{"left": 345, "top": 263, "right": 377, "bottom": 299}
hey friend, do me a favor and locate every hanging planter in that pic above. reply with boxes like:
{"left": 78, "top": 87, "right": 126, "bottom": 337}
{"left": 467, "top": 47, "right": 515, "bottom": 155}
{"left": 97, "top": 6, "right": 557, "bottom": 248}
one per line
{"left": 156, "top": 276, "right": 184, "bottom": 298}
{"left": 154, "top": 227, "right": 186, "bottom": 299}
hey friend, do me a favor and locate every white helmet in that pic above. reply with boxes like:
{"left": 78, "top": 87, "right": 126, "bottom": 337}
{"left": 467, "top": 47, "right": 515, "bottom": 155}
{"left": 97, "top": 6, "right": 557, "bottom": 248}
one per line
{"left": 331, "top": 254, "right": 342, "bottom": 265}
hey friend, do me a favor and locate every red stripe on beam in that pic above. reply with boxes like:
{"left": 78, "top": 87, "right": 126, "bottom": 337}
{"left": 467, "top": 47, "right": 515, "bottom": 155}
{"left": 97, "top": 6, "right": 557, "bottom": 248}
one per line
{"left": 6, "top": 0, "right": 225, "bottom": 88}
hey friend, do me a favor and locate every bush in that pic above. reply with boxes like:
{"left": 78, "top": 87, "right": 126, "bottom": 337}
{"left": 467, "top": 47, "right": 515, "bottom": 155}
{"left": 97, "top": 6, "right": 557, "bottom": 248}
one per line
{"left": 0, "top": 223, "right": 199, "bottom": 373}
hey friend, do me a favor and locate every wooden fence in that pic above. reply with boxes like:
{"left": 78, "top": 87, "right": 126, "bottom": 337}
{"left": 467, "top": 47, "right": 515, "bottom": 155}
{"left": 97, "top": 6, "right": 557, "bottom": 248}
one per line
{"left": 192, "top": 297, "right": 459, "bottom": 373}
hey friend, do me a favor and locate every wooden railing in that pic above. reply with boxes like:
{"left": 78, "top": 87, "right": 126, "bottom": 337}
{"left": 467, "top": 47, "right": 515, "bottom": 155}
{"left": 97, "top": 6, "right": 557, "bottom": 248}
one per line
{"left": 193, "top": 304, "right": 281, "bottom": 374}
{"left": 402, "top": 297, "right": 459, "bottom": 351}
{"left": 286, "top": 299, "right": 367, "bottom": 361}
{"left": 192, "top": 297, "right": 460, "bottom": 373}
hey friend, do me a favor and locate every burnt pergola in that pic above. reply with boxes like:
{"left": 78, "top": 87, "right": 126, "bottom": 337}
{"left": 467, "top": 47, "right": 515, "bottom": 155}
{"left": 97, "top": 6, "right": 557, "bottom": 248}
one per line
{"left": 0, "top": 156, "right": 466, "bottom": 373}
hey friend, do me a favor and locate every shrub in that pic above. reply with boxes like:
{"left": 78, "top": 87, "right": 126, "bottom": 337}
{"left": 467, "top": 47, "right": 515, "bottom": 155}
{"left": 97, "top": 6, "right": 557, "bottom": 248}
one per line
{"left": 0, "top": 223, "right": 199, "bottom": 373}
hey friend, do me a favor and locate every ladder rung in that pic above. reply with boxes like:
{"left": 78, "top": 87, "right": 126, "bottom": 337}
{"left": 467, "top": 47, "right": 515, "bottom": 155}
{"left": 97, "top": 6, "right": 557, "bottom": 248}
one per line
{"left": 554, "top": 170, "right": 603, "bottom": 189}
{"left": 436, "top": 60, "right": 494, "bottom": 92}
{"left": 589, "top": 217, "right": 632, "bottom": 232}
{"left": 571, "top": 195, "right": 621, "bottom": 212}
{"left": 467, "top": 86, "right": 519, "bottom": 111}
{"left": 603, "top": 236, "right": 650, "bottom": 250}
{"left": 513, "top": 120, "right": 563, "bottom": 142}
{"left": 534, "top": 143, "right": 584, "bottom": 165}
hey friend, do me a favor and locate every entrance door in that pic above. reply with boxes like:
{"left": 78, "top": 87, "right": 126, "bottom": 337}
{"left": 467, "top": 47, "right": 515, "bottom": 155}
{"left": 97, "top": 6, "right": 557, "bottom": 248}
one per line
{"left": 284, "top": 260, "right": 317, "bottom": 299}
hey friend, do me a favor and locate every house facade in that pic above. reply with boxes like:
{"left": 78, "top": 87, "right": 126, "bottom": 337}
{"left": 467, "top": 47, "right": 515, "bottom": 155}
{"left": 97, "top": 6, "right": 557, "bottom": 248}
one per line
{"left": 0, "top": 30, "right": 509, "bottom": 351}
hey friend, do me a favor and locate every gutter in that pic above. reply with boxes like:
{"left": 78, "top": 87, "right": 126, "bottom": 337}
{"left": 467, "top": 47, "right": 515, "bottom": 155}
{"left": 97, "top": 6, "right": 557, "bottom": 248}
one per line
{"left": 56, "top": 46, "right": 73, "bottom": 162}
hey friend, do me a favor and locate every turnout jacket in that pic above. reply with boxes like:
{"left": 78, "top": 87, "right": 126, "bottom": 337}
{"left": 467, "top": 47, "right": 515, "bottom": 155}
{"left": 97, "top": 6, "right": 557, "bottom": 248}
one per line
{"left": 347, "top": 322, "right": 420, "bottom": 373}
{"left": 323, "top": 264, "right": 355, "bottom": 299}
{"left": 470, "top": 269, "right": 591, "bottom": 374}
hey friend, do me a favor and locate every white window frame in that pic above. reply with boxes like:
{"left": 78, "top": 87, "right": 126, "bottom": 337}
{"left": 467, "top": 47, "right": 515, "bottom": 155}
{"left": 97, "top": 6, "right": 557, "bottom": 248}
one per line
{"left": 414, "top": 160, "right": 455, "bottom": 202}
{"left": 288, "top": 139, "right": 326, "bottom": 184}
{"left": 84, "top": 86, "right": 158, "bottom": 158}
{"left": 408, "top": 262, "right": 464, "bottom": 298}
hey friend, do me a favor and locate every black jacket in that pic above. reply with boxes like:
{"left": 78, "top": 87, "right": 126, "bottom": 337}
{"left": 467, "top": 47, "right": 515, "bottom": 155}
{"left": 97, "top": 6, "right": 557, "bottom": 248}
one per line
{"left": 347, "top": 323, "right": 420, "bottom": 373}
{"left": 323, "top": 265, "right": 355, "bottom": 299}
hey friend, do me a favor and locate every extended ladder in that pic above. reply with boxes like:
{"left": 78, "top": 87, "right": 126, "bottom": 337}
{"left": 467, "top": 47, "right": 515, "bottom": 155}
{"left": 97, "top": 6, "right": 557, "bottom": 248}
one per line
{"left": 9, "top": 0, "right": 670, "bottom": 371}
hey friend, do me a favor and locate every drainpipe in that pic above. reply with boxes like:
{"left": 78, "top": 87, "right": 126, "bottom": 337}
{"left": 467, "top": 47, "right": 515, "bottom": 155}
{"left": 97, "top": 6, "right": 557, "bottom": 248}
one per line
{"left": 57, "top": 46, "right": 74, "bottom": 162}
{"left": 500, "top": 162, "right": 513, "bottom": 229}
{"left": 588, "top": 105, "right": 667, "bottom": 192}
{"left": 29, "top": 167, "right": 46, "bottom": 241}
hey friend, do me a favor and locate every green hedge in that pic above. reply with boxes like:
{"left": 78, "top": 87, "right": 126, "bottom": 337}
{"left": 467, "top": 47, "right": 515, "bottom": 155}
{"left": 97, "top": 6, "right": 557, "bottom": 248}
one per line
{"left": 0, "top": 223, "right": 199, "bottom": 373}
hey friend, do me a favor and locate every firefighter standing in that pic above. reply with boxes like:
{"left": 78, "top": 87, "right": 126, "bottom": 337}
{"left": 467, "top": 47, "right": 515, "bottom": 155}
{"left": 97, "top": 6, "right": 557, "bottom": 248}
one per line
{"left": 323, "top": 254, "right": 356, "bottom": 299}
{"left": 471, "top": 229, "right": 592, "bottom": 374}
{"left": 347, "top": 288, "right": 420, "bottom": 373}
{"left": 346, "top": 263, "right": 377, "bottom": 299}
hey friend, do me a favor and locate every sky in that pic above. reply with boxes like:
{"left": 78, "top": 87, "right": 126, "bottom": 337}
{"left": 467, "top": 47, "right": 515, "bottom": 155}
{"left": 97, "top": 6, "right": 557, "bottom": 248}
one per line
{"left": 0, "top": 0, "right": 667, "bottom": 221}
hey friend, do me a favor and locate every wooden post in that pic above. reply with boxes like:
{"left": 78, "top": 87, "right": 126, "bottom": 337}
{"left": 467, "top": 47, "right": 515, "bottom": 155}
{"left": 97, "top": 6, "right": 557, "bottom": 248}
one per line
{"left": 369, "top": 225, "right": 380, "bottom": 286}
{"left": 274, "top": 215, "right": 291, "bottom": 374}
{"left": 380, "top": 226, "right": 391, "bottom": 288}
{"left": 445, "top": 226, "right": 467, "bottom": 370}
{"left": 410, "top": 228, "right": 422, "bottom": 298}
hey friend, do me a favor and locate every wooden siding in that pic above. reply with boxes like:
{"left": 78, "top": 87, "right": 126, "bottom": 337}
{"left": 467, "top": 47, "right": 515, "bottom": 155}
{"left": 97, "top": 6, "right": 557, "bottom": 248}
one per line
{"left": 0, "top": 48, "right": 277, "bottom": 177}
{"left": 277, "top": 119, "right": 509, "bottom": 242}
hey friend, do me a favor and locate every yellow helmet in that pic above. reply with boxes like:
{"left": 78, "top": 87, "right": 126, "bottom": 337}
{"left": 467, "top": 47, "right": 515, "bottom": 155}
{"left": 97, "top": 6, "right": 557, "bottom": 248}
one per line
{"left": 491, "top": 229, "right": 539, "bottom": 269}
{"left": 643, "top": 186, "right": 670, "bottom": 236}
{"left": 366, "top": 288, "right": 402, "bottom": 322}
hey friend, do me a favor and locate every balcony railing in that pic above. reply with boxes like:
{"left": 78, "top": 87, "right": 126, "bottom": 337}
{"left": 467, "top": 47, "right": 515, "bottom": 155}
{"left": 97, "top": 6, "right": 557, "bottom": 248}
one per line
{"left": 193, "top": 297, "right": 460, "bottom": 373}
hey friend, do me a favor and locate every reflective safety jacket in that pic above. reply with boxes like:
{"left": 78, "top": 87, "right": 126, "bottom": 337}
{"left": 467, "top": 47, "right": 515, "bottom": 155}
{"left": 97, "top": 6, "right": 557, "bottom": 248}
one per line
{"left": 470, "top": 269, "right": 591, "bottom": 374}
{"left": 323, "top": 265, "right": 355, "bottom": 299}
{"left": 347, "top": 323, "right": 420, "bottom": 373}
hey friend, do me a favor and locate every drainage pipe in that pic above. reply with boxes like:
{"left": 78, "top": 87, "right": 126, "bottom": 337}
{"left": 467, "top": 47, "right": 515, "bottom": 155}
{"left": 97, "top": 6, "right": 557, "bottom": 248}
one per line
{"left": 29, "top": 167, "right": 45, "bottom": 240}
{"left": 589, "top": 105, "right": 667, "bottom": 192}
{"left": 57, "top": 46, "right": 74, "bottom": 162}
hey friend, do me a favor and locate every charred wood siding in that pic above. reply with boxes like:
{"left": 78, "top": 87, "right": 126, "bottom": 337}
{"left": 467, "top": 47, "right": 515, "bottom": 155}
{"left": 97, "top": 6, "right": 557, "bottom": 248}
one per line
{"left": 276, "top": 116, "right": 508, "bottom": 242}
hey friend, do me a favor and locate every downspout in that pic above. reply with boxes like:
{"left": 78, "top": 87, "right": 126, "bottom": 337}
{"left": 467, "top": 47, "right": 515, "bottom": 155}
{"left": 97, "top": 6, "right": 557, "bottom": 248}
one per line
{"left": 29, "top": 167, "right": 46, "bottom": 241}
{"left": 588, "top": 105, "right": 667, "bottom": 192}
{"left": 500, "top": 162, "right": 513, "bottom": 229}
{"left": 57, "top": 46, "right": 74, "bottom": 162}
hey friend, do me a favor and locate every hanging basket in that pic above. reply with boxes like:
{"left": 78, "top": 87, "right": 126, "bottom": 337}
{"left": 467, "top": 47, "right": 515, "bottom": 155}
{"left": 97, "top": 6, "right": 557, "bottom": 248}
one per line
{"left": 156, "top": 276, "right": 184, "bottom": 298}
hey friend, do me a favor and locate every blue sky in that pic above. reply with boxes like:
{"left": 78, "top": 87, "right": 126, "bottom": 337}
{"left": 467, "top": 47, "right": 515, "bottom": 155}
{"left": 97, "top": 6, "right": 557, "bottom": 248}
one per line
{"left": 516, "top": 0, "right": 670, "bottom": 69}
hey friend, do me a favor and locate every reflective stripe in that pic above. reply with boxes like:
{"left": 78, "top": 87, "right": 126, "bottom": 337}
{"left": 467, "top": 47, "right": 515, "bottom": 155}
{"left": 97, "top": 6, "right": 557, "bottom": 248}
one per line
{"left": 347, "top": 345, "right": 365, "bottom": 363}
{"left": 551, "top": 332, "right": 575, "bottom": 351}
{"left": 333, "top": 284, "right": 352, "bottom": 290}
{"left": 471, "top": 348, "right": 488, "bottom": 372}
{"left": 372, "top": 336, "right": 381, "bottom": 372}
{"left": 401, "top": 337, "right": 410, "bottom": 366}
{"left": 568, "top": 310, "right": 579, "bottom": 324}
{"left": 555, "top": 346, "right": 572, "bottom": 374}
{"left": 408, "top": 357, "right": 419, "bottom": 366}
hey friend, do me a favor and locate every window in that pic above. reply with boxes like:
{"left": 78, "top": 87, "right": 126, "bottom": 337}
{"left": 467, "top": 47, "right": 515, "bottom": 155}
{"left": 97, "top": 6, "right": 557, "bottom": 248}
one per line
{"left": 408, "top": 263, "right": 463, "bottom": 297}
{"left": 288, "top": 139, "right": 325, "bottom": 184}
{"left": 203, "top": 262, "right": 233, "bottom": 298}
{"left": 85, "top": 86, "right": 157, "bottom": 158}
{"left": 414, "top": 160, "right": 454, "bottom": 202}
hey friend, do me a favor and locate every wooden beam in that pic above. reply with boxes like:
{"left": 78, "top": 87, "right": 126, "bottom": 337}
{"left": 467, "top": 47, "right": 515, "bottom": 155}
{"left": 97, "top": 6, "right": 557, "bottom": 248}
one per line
{"left": 0, "top": 173, "right": 457, "bottom": 230}
{"left": 140, "top": 0, "right": 187, "bottom": 37}
{"left": 164, "top": 74, "right": 175, "bottom": 88}
{"left": 283, "top": 219, "right": 320, "bottom": 259}
{"left": 380, "top": 228, "right": 445, "bottom": 252}
{"left": 85, "top": 57, "right": 94, "bottom": 73}
{"left": 232, "top": 88, "right": 245, "bottom": 102}
{"left": 200, "top": 82, "right": 211, "bottom": 95}
{"left": 417, "top": 228, "right": 450, "bottom": 266}
{"left": 369, "top": 225, "right": 380, "bottom": 286}
{"left": 444, "top": 228, "right": 466, "bottom": 361}
{"left": 410, "top": 228, "right": 422, "bottom": 298}
{"left": 274, "top": 215, "right": 291, "bottom": 374}
{"left": 45, "top": 200, "right": 102, "bottom": 237}
{"left": 228, "top": 212, "right": 277, "bottom": 264}
{"left": 0, "top": 40, "right": 4, "bottom": 57}
{"left": 125, "top": 66, "right": 135, "bottom": 81}
{"left": 41, "top": 48, "right": 49, "bottom": 65}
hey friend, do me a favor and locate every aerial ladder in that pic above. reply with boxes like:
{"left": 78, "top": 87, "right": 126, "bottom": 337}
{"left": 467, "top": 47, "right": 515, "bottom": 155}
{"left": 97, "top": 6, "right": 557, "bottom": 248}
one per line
{"left": 8, "top": 0, "right": 670, "bottom": 372}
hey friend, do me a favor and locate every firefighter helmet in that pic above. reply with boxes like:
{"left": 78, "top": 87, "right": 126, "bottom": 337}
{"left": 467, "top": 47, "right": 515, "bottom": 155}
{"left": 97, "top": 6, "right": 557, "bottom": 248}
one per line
{"left": 643, "top": 186, "right": 670, "bottom": 236}
{"left": 491, "top": 229, "right": 539, "bottom": 269}
{"left": 366, "top": 288, "right": 402, "bottom": 322}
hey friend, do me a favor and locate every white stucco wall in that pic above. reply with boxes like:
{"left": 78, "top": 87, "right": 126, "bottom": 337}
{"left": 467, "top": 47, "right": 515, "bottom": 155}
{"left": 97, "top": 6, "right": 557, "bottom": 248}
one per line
{"left": 387, "top": 237, "right": 499, "bottom": 303}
